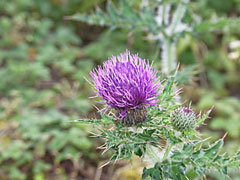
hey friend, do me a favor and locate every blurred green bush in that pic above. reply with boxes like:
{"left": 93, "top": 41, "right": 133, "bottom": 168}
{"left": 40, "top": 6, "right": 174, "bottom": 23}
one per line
{"left": 0, "top": 0, "right": 99, "bottom": 179}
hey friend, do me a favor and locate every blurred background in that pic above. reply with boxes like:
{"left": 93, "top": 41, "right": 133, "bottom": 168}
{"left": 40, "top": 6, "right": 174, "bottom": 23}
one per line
{"left": 0, "top": 0, "right": 239, "bottom": 179}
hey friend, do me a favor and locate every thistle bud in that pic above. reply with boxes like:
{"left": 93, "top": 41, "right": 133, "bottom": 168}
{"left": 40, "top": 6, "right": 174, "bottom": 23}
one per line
{"left": 171, "top": 106, "right": 197, "bottom": 131}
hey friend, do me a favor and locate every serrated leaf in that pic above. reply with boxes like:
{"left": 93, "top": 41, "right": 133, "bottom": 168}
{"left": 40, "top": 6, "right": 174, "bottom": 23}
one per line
{"left": 203, "top": 139, "right": 223, "bottom": 159}
{"left": 142, "top": 163, "right": 164, "bottom": 180}
{"left": 72, "top": 118, "right": 102, "bottom": 124}
{"left": 120, "top": 0, "right": 139, "bottom": 23}
{"left": 169, "top": 163, "right": 186, "bottom": 180}
{"left": 194, "top": 18, "right": 240, "bottom": 32}
{"left": 194, "top": 166, "right": 206, "bottom": 178}
{"left": 107, "top": 1, "right": 119, "bottom": 22}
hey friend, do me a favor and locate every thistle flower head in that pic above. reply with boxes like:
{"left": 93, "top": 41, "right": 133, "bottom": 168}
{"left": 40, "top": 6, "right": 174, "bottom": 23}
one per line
{"left": 90, "top": 50, "right": 160, "bottom": 123}
{"left": 171, "top": 106, "right": 197, "bottom": 131}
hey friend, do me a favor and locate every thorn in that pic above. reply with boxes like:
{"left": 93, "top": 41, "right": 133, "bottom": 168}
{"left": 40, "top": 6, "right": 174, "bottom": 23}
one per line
{"left": 209, "top": 106, "right": 214, "bottom": 114}
{"left": 69, "top": 119, "right": 86, "bottom": 122}
{"left": 93, "top": 104, "right": 102, "bottom": 113}
{"left": 89, "top": 95, "right": 98, "bottom": 99}
{"left": 174, "top": 63, "right": 180, "bottom": 76}
{"left": 189, "top": 101, "right": 192, "bottom": 108}
{"left": 182, "top": 99, "right": 188, "bottom": 105}
{"left": 102, "top": 147, "right": 110, "bottom": 155}
{"left": 89, "top": 131, "right": 99, "bottom": 137}
{"left": 222, "top": 132, "right": 228, "bottom": 140}
{"left": 99, "top": 161, "right": 110, "bottom": 169}
{"left": 199, "top": 110, "right": 202, "bottom": 117}
{"left": 113, "top": 155, "right": 119, "bottom": 165}
{"left": 204, "top": 175, "right": 207, "bottom": 180}
{"left": 199, "top": 136, "right": 212, "bottom": 143}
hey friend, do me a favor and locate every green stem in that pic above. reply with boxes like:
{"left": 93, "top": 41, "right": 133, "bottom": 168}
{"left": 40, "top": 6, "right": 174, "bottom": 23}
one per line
{"left": 161, "top": 37, "right": 176, "bottom": 74}
{"left": 145, "top": 141, "right": 174, "bottom": 165}
{"left": 160, "top": 1, "right": 187, "bottom": 74}
{"left": 145, "top": 142, "right": 173, "bottom": 180}
{"left": 163, "top": 140, "right": 173, "bottom": 161}
{"left": 166, "top": 38, "right": 173, "bottom": 73}
{"left": 162, "top": 2, "right": 167, "bottom": 25}
{"left": 145, "top": 144, "right": 162, "bottom": 163}
{"left": 169, "top": 2, "right": 186, "bottom": 35}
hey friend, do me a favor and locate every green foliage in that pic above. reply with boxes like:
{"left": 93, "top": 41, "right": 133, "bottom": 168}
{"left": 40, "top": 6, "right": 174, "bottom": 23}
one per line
{"left": 194, "top": 18, "right": 240, "bottom": 32}
{"left": 79, "top": 77, "right": 240, "bottom": 180}
{"left": 0, "top": 109, "right": 93, "bottom": 179}
{"left": 198, "top": 91, "right": 240, "bottom": 138}
{"left": 69, "top": 0, "right": 159, "bottom": 34}
{"left": 143, "top": 139, "right": 240, "bottom": 180}
{"left": 83, "top": 29, "right": 158, "bottom": 62}
{"left": 70, "top": 0, "right": 240, "bottom": 40}
{"left": 0, "top": 0, "right": 99, "bottom": 179}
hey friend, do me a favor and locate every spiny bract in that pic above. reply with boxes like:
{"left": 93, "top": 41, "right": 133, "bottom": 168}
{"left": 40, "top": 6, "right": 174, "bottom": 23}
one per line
{"left": 171, "top": 106, "right": 197, "bottom": 131}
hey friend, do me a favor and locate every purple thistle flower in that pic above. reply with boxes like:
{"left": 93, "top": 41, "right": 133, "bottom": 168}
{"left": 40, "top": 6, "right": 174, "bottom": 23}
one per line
{"left": 90, "top": 50, "right": 161, "bottom": 124}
